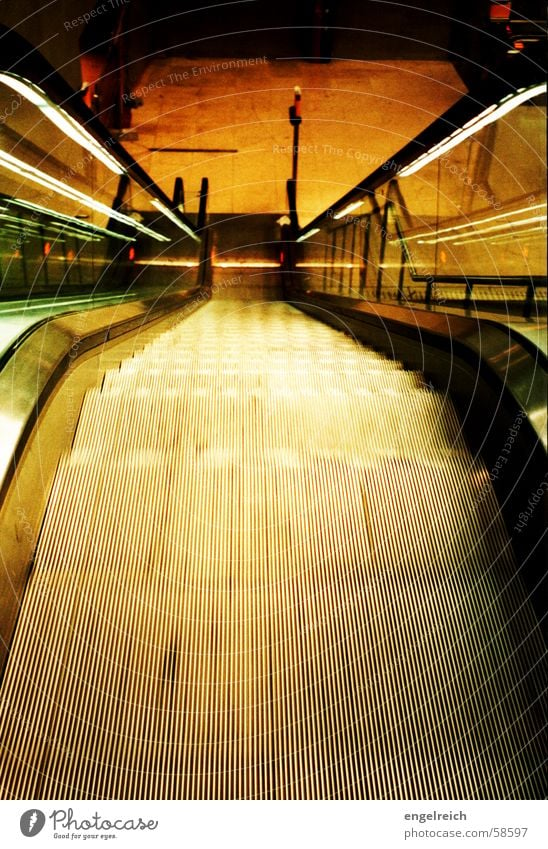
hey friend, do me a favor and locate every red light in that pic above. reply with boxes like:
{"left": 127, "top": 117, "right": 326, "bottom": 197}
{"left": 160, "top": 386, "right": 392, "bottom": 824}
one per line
{"left": 514, "top": 41, "right": 524, "bottom": 49}
{"left": 43, "top": 242, "right": 51, "bottom": 256}
{"left": 280, "top": 251, "right": 285, "bottom": 264}
{"left": 128, "top": 246, "right": 135, "bottom": 261}
{"left": 294, "top": 86, "right": 302, "bottom": 118}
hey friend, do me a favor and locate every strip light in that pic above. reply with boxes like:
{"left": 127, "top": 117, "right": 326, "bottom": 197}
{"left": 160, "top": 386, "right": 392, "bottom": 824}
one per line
{"left": 418, "top": 215, "right": 545, "bottom": 244}
{"left": 213, "top": 261, "right": 280, "bottom": 268}
{"left": 398, "top": 83, "right": 547, "bottom": 178}
{"left": 0, "top": 294, "right": 137, "bottom": 315}
{"left": 134, "top": 260, "right": 282, "bottom": 269}
{"left": 151, "top": 199, "right": 200, "bottom": 242}
{"left": 134, "top": 259, "right": 199, "bottom": 268}
{"left": 408, "top": 203, "right": 547, "bottom": 242}
{"left": 454, "top": 224, "right": 547, "bottom": 246}
{"left": 0, "top": 72, "right": 125, "bottom": 176}
{"left": 334, "top": 201, "right": 364, "bottom": 220}
{"left": 295, "top": 262, "right": 359, "bottom": 268}
{"left": 297, "top": 228, "right": 320, "bottom": 242}
{"left": 0, "top": 212, "right": 103, "bottom": 243}
{"left": 0, "top": 149, "right": 170, "bottom": 241}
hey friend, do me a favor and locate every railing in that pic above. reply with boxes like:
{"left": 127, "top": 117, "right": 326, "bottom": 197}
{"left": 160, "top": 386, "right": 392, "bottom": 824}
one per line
{"left": 285, "top": 77, "right": 546, "bottom": 320}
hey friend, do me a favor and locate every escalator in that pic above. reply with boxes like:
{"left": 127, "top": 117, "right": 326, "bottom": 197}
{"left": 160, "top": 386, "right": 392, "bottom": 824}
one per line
{"left": 0, "top": 299, "right": 544, "bottom": 799}
{"left": 0, "top": 24, "right": 546, "bottom": 804}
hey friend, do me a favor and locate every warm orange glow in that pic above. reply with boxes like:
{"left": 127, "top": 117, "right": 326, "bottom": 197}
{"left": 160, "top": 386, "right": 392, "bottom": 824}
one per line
{"left": 213, "top": 261, "right": 279, "bottom": 268}
{"left": 490, "top": 2, "right": 511, "bottom": 21}
{"left": 296, "top": 262, "right": 359, "bottom": 269}
{"left": 134, "top": 259, "right": 199, "bottom": 267}
{"left": 133, "top": 259, "right": 280, "bottom": 269}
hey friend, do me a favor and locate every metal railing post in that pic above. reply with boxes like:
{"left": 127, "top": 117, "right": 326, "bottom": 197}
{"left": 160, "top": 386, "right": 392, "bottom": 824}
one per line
{"left": 287, "top": 178, "right": 299, "bottom": 235}
{"left": 360, "top": 216, "right": 371, "bottom": 296}
{"left": 397, "top": 240, "right": 406, "bottom": 302}
{"left": 524, "top": 280, "right": 535, "bottom": 319}
{"left": 349, "top": 221, "right": 357, "bottom": 295}
{"left": 339, "top": 226, "right": 347, "bottom": 294}
{"left": 197, "top": 177, "right": 210, "bottom": 288}
{"left": 376, "top": 201, "right": 390, "bottom": 300}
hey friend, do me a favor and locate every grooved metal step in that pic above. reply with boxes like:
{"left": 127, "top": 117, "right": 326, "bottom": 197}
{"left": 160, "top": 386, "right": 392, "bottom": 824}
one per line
{"left": 0, "top": 301, "right": 543, "bottom": 799}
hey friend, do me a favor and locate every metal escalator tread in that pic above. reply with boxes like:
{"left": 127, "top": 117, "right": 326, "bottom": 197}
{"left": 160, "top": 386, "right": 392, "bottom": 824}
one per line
{"left": 0, "top": 300, "right": 544, "bottom": 799}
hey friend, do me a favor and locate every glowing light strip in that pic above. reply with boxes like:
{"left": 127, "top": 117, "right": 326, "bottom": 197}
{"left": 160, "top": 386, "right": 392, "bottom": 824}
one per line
{"left": 2, "top": 200, "right": 135, "bottom": 242}
{"left": 297, "top": 228, "right": 320, "bottom": 242}
{"left": 454, "top": 224, "right": 547, "bottom": 245}
{"left": 295, "top": 262, "right": 360, "bottom": 268}
{"left": 134, "top": 260, "right": 199, "bottom": 268}
{"left": 398, "top": 83, "right": 547, "bottom": 178}
{"left": 0, "top": 72, "right": 125, "bottom": 176}
{"left": 418, "top": 215, "right": 545, "bottom": 244}
{"left": 213, "top": 261, "right": 280, "bottom": 268}
{"left": 407, "top": 203, "right": 547, "bottom": 242}
{"left": 2, "top": 301, "right": 540, "bottom": 799}
{"left": 0, "top": 150, "right": 169, "bottom": 241}
{"left": 0, "top": 293, "right": 139, "bottom": 314}
{"left": 334, "top": 201, "right": 364, "bottom": 220}
{"left": 6, "top": 198, "right": 135, "bottom": 242}
{"left": 49, "top": 227, "right": 102, "bottom": 242}
{"left": 133, "top": 260, "right": 282, "bottom": 269}
{"left": 0, "top": 213, "right": 41, "bottom": 229}
{"left": 151, "top": 200, "right": 200, "bottom": 242}
{"left": 0, "top": 214, "right": 104, "bottom": 243}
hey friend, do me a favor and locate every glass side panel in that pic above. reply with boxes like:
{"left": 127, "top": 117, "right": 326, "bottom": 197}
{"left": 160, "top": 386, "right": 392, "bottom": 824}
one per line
{"left": 298, "top": 89, "right": 546, "bottom": 317}
{"left": 0, "top": 75, "right": 199, "bottom": 301}
{"left": 0, "top": 81, "right": 119, "bottom": 230}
